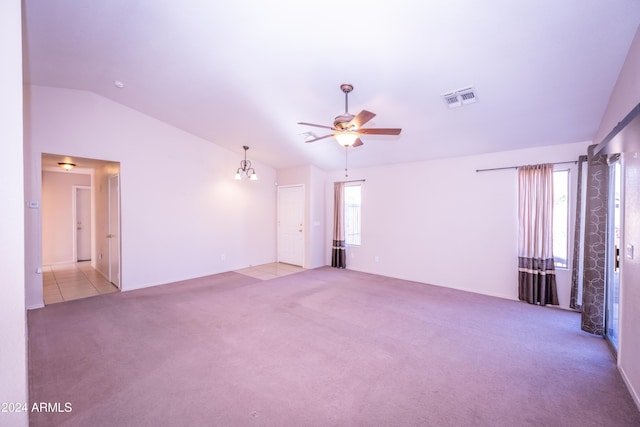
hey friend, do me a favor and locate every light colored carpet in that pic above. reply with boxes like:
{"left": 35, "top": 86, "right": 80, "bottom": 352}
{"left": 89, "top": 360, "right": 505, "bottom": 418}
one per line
{"left": 28, "top": 267, "right": 640, "bottom": 426}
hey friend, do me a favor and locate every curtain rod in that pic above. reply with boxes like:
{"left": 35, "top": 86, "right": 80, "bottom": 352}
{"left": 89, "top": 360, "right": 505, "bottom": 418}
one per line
{"left": 475, "top": 160, "right": 577, "bottom": 173}
{"left": 340, "top": 179, "right": 366, "bottom": 183}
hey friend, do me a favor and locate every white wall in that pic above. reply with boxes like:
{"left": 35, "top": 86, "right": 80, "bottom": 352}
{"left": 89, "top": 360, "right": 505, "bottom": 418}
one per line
{"left": 0, "top": 0, "right": 28, "bottom": 424}
{"left": 325, "top": 141, "right": 590, "bottom": 308}
{"left": 594, "top": 25, "right": 640, "bottom": 410}
{"left": 308, "top": 165, "right": 327, "bottom": 268}
{"left": 25, "top": 85, "right": 277, "bottom": 306}
{"left": 621, "top": 152, "right": 640, "bottom": 409}
{"left": 42, "top": 171, "right": 91, "bottom": 265}
{"left": 594, "top": 27, "right": 640, "bottom": 146}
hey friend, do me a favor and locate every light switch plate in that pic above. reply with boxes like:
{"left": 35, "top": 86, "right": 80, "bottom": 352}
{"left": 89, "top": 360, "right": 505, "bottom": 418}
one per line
{"left": 626, "top": 243, "right": 634, "bottom": 260}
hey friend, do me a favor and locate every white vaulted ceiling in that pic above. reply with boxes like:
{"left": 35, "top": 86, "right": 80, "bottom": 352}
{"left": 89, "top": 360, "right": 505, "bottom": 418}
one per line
{"left": 22, "top": 1, "right": 640, "bottom": 171}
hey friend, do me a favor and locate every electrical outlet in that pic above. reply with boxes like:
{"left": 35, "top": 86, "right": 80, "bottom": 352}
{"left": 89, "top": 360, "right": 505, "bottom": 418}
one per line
{"left": 220, "top": 254, "right": 226, "bottom": 261}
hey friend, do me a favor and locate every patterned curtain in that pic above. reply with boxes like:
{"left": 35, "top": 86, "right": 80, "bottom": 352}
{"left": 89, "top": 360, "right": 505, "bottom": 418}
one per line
{"left": 580, "top": 145, "right": 608, "bottom": 335}
{"left": 331, "top": 182, "right": 346, "bottom": 268}
{"left": 570, "top": 155, "right": 588, "bottom": 310}
{"left": 517, "top": 164, "right": 559, "bottom": 306}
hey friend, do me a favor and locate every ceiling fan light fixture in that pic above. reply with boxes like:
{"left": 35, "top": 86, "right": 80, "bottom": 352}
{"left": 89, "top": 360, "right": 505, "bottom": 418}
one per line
{"left": 299, "top": 84, "right": 401, "bottom": 148}
{"left": 333, "top": 131, "right": 359, "bottom": 147}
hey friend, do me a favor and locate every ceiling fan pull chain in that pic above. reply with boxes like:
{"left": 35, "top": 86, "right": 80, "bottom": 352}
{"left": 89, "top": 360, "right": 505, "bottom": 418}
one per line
{"left": 345, "top": 147, "right": 349, "bottom": 177}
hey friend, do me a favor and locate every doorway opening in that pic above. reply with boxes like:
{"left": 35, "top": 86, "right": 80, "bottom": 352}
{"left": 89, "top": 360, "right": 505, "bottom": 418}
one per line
{"left": 41, "top": 153, "right": 121, "bottom": 304}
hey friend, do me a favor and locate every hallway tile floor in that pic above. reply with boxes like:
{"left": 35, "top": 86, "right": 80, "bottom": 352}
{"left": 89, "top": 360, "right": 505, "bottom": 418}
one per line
{"left": 235, "top": 262, "right": 304, "bottom": 280}
{"left": 43, "top": 262, "right": 303, "bottom": 305}
{"left": 43, "top": 262, "right": 118, "bottom": 305}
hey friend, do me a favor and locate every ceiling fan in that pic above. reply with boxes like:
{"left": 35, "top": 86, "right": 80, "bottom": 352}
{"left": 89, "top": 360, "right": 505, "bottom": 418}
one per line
{"left": 298, "top": 84, "right": 401, "bottom": 148}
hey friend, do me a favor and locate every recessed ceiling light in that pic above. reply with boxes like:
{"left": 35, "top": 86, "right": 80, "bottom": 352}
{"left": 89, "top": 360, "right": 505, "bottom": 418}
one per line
{"left": 114, "top": 80, "right": 125, "bottom": 88}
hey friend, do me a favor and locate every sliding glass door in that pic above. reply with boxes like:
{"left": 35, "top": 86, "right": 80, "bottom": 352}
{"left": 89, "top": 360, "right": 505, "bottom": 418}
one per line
{"left": 605, "top": 159, "right": 621, "bottom": 349}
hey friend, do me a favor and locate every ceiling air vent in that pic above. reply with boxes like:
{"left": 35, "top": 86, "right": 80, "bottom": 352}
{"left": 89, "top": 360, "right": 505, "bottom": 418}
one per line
{"left": 443, "top": 93, "right": 461, "bottom": 108}
{"left": 441, "top": 86, "right": 478, "bottom": 109}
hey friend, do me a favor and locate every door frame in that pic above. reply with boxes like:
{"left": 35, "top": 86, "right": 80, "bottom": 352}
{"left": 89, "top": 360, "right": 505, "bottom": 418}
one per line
{"left": 605, "top": 156, "right": 624, "bottom": 351}
{"left": 277, "top": 184, "right": 305, "bottom": 267}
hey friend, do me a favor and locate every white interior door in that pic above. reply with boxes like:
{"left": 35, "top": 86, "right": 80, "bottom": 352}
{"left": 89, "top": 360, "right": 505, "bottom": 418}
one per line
{"left": 74, "top": 186, "right": 92, "bottom": 262}
{"left": 278, "top": 185, "right": 304, "bottom": 267}
{"left": 108, "top": 174, "right": 121, "bottom": 288}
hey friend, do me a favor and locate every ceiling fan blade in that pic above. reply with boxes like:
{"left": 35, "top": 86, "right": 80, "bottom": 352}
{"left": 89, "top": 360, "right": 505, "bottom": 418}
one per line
{"left": 305, "top": 134, "right": 334, "bottom": 143}
{"left": 358, "top": 128, "right": 402, "bottom": 135}
{"left": 350, "top": 110, "right": 376, "bottom": 129}
{"left": 352, "top": 138, "right": 364, "bottom": 147}
{"left": 298, "top": 122, "right": 336, "bottom": 131}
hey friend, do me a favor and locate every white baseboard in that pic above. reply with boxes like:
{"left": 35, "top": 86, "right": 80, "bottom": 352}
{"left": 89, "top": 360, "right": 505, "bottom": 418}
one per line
{"left": 27, "top": 303, "right": 45, "bottom": 310}
{"left": 619, "top": 364, "right": 640, "bottom": 411}
{"left": 42, "top": 260, "right": 76, "bottom": 266}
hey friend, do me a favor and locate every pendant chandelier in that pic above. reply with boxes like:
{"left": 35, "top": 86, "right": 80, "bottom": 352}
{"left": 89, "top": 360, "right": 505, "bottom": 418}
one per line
{"left": 234, "top": 146, "right": 258, "bottom": 180}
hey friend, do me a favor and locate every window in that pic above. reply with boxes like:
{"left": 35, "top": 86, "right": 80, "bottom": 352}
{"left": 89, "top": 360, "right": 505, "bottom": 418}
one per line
{"left": 344, "top": 184, "right": 361, "bottom": 246}
{"left": 553, "top": 170, "right": 569, "bottom": 268}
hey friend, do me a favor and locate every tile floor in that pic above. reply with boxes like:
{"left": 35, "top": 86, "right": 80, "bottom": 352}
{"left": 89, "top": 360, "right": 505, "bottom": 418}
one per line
{"left": 43, "top": 262, "right": 304, "bottom": 305}
{"left": 43, "top": 262, "right": 119, "bottom": 305}
{"left": 234, "top": 262, "right": 305, "bottom": 280}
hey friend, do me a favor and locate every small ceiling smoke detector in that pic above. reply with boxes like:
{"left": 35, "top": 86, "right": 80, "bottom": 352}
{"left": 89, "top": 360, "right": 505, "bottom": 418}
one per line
{"left": 441, "top": 86, "right": 478, "bottom": 109}
{"left": 114, "top": 80, "right": 125, "bottom": 88}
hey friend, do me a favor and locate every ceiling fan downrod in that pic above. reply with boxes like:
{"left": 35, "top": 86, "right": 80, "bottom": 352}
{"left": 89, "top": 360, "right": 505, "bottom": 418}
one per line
{"left": 340, "top": 83, "right": 353, "bottom": 114}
